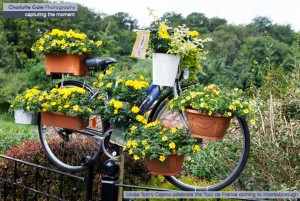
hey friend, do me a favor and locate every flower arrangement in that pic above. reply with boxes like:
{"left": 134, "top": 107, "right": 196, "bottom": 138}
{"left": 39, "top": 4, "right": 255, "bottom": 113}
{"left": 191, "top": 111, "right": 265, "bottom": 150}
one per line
{"left": 10, "top": 87, "right": 42, "bottom": 113}
{"left": 148, "top": 9, "right": 212, "bottom": 81}
{"left": 31, "top": 29, "right": 103, "bottom": 55}
{"left": 123, "top": 121, "right": 201, "bottom": 162}
{"left": 94, "top": 66, "right": 150, "bottom": 126}
{"left": 39, "top": 87, "right": 98, "bottom": 120}
{"left": 10, "top": 86, "right": 101, "bottom": 120}
{"left": 168, "top": 84, "right": 257, "bottom": 124}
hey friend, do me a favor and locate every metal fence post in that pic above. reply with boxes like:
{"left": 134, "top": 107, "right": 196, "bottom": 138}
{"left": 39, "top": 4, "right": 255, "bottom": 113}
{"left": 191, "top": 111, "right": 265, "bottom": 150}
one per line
{"left": 81, "top": 156, "right": 95, "bottom": 201}
{"left": 101, "top": 159, "right": 119, "bottom": 201}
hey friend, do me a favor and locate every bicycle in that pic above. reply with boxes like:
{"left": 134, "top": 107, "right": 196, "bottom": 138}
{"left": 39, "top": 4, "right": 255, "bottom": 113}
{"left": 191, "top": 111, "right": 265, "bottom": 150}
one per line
{"left": 38, "top": 55, "right": 250, "bottom": 191}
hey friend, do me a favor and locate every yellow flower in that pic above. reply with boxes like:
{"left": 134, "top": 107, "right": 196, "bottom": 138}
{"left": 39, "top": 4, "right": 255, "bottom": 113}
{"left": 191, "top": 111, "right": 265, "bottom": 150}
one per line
{"left": 162, "top": 136, "right": 168, "bottom": 142}
{"left": 193, "top": 145, "right": 201, "bottom": 152}
{"left": 131, "top": 106, "right": 140, "bottom": 114}
{"left": 171, "top": 128, "right": 177, "bottom": 134}
{"left": 113, "top": 101, "right": 123, "bottom": 109}
{"left": 188, "top": 30, "right": 199, "bottom": 37}
{"left": 159, "top": 155, "right": 166, "bottom": 162}
{"left": 250, "top": 119, "right": 256, "bottom": 125}
{"left": 133, "top": 155, "right": 140, "bottom": 160}
{"left": 82, "top": 47, "right": 87, "bottom": 52}
{"left": 129, "top": 149, "right": 133, "bottom": 155}
{"left": 169, "top": 142, "right": 176, "bottom": 149}
{"left": 73, "top": 105, "right": 79, "bottom": 112}
{"left": 106, "top": 83, "right": 112, "bottom": 88}
{"left": 145, "top": 146, "right": 150, "bottom": 150}
{"left": 114, "top": 109, "right": 118, "bottom": 114}
{"left": 243, "top": 109, "right": 249, "bottom": 114}
{"left": 50, "top": 102, "right": 57, "bottom": 106}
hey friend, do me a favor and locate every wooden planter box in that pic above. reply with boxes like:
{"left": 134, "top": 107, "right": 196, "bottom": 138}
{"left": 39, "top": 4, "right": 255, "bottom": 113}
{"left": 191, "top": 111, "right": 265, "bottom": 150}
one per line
{"left": 45, "top": 54, "right": 88, "bottom": 76}
{"left": 40, "top": 112, "right": 89, "bottom": 130}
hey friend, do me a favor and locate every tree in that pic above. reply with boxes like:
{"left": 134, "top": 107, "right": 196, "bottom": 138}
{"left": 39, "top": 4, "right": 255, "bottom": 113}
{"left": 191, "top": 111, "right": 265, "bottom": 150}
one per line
{"left": 251, "top": 16, "right": 272, "bottom": 33}
{"left": 232, "top": 36, "right": 293, "bottom": 88}
{"left": 160, "top": 12, "right": 185, "bottom": 27}
{"left": 109, "top": 12, "right": 138, "bottom": 30}
{"left": 268, "top": 24, "right": 295, "bottom": 45}
{"left": 208, "top": 17, "right": 227, "bottom": 32}
{"left": 186, "top": 12, "right": 210, "bottom": 34}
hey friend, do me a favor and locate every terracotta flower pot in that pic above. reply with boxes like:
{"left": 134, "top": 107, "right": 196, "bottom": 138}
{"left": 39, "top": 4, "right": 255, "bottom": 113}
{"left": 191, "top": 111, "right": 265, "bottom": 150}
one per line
{"left": 144, "top": 154, "right": 185, "bottom": 176}
{"left": 41, "top": 112, "right": 89, "bottom": 130}
{"left": 44, "top": 54, "right": 88, "bottom": 76}
{"left": 185, "top": 108, "right": 232, "bottom": 140}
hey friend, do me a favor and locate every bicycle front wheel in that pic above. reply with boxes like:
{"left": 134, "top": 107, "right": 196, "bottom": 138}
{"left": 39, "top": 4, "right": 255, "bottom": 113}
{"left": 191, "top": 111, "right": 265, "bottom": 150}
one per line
{"left": 152, "top": 100, "right": 250, "bottom": 191}
{"left": 38, "top": 81, "right": 107, "bottom": 172}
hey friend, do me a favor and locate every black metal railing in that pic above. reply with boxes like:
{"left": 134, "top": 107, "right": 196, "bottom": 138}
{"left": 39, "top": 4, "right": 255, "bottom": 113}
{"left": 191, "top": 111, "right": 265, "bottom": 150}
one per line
{"left": 1, "top": 155, "right": 298, "bottom": 201}
{"left": 0, "top": 154, "right": 95, "bottom": 201}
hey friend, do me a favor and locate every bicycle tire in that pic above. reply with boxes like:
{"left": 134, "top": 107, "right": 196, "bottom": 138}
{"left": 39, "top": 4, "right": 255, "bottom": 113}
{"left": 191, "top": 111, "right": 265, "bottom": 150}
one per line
{"left": 151, "top": 94, "right": 250, "bottom": 191}
{"left": 38, "top": 80, "right": 108, "bottom": 172}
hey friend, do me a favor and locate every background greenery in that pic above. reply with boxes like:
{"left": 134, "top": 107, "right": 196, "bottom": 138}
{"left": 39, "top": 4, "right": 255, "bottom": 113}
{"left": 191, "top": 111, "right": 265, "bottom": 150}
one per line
{"left": 0, "top": 0, "right": 299, "bottom": 192}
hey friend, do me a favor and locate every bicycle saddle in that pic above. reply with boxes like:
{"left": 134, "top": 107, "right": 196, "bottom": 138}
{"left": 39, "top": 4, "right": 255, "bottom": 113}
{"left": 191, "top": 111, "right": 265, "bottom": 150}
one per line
{"left": 83, "top": 57, "right": 117, "bottom": 68}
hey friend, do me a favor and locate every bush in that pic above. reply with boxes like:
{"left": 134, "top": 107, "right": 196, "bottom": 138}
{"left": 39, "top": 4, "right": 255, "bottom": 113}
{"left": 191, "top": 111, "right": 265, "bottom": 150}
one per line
{"left": 238, "top": 64, "right": 300, "bottom": 190}
{"left": 0, "top": 139, "right": 152, "bottom": 200}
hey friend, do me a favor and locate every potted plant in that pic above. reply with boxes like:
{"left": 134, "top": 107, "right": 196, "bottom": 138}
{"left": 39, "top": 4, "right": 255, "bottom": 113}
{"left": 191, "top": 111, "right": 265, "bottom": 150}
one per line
{"left": 39, "top": 87, "right": 98, "bottom": 130}
{"left": 168, "top": 84, "right": 257, "bottom": 140}
{"left": 95, "top": 67, "right": 150, "bottom": 145}
{"left": 31, "top": 29, "right": 103, "bottom": 76}
{"left": 148, "top": 11, "right": 212, "bottom": 86}
{"left": 123, "top": 121, "right": 201, "bottom": 175}
{"left": 10, "top": 87, "right": 41, "bottom": 125}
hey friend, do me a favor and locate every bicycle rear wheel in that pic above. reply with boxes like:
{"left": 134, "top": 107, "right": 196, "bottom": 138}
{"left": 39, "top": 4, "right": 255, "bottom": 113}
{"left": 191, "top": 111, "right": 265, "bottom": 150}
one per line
{"left": 38, "top": 80, "right": 107, "bottom": 172}
{"left": 152, "top": 99, "right": 250, "bottom": 191}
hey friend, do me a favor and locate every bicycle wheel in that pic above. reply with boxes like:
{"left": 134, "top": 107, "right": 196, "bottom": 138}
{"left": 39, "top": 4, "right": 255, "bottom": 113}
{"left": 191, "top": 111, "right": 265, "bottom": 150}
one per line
{"left": 38, "top": 80, "right": 108, "bottom": 172}
{"left": 152, "top": 98, "right": 250, "bottom": 191}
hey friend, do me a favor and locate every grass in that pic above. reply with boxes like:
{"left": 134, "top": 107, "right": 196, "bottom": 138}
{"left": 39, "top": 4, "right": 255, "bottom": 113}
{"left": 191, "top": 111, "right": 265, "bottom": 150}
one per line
{"left": 130, "top": 175, "right": 237, "bottom": 201}
{"left": 0, "top": 113, "right": 38, "bottom": 154}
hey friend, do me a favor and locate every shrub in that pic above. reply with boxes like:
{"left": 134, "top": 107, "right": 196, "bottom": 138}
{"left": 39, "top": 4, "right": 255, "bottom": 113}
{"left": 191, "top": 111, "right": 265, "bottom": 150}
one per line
{"left": 238, "top": 62, "right": 300, "bottom": 191}
{"left": 0, "top": 140, "right": 151, "bottom": 200}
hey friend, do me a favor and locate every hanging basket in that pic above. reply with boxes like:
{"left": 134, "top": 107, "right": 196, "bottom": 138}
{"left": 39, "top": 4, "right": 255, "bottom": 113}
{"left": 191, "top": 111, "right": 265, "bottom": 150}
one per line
{"left": 14, "top": 109, "right": 38, "bottom": 125}
{"left": 45, "top": 54, "right": 88, "bottom": 76}
{"left": 144, "top": 154, "right": 185, "bottom": 176}
{"left": 109, "top": 101, "right": 132, "bottom": 146}
{"left": 40, "top": 112, "right": 89, "bottom": 130}
{"left": 110, "top": 122, "right": 127, "bottom": 146}
{"left": 185, "top": 109, "right": 232, "bottom": 140}
{"left": 152, "top": 53, "right": 180, "bottom": 87}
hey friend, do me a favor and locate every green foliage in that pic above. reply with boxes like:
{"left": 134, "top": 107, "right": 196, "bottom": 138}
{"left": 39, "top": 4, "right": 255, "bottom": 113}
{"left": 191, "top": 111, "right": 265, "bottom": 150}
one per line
{"left": 239, "top": 58, "right": 300, "bottom": 191}
{"left": 169, "top": 84, "right": 257, "bottom": 123}
{"left": 32, "top": 29, "right": 103, "bottom": 55}
{"left": 124, "top": 121, "right": 200, "bottom": 161}
{"left": 9, "top": 87, "right": 41, "bottom": 113}
{"left": 0, "top": 113, "right": 38, "bottom": 154}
